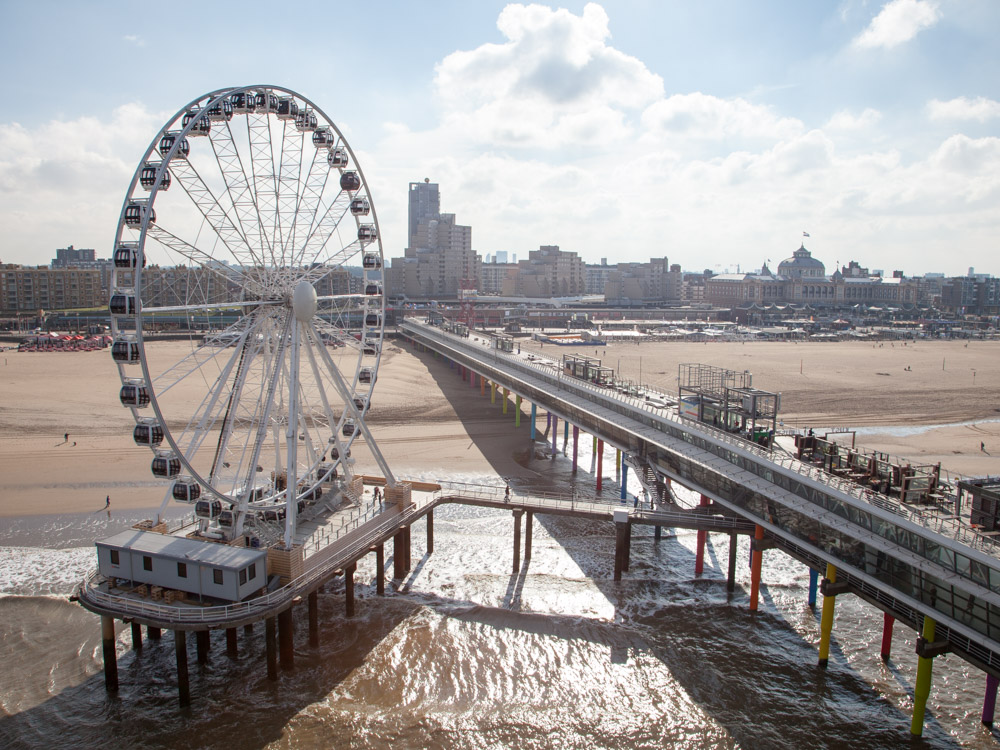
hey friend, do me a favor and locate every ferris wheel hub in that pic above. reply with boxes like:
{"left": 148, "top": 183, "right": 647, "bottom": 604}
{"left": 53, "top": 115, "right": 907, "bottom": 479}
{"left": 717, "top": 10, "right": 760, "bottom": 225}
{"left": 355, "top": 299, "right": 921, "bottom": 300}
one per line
{"left": 292, "top": 280, "right": 318, "bottom": 322}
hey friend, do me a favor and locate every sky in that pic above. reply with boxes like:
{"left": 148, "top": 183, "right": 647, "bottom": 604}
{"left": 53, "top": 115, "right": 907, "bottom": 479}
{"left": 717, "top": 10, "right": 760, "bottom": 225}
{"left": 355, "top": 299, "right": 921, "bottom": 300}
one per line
{"left": 0, "top": 0, "right": 997, "bottom": 276}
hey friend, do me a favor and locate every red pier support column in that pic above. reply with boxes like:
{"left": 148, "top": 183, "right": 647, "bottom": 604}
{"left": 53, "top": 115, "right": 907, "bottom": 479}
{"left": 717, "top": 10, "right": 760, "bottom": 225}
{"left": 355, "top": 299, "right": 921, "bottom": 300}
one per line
{"left": 880, "top": 613, "right": 894, "bottom": 661}
{"left": 695, "top": 493, "right": 710, "bottom": 577}
{"left": 749, "top": 524, "right": 764, "bottom": 612}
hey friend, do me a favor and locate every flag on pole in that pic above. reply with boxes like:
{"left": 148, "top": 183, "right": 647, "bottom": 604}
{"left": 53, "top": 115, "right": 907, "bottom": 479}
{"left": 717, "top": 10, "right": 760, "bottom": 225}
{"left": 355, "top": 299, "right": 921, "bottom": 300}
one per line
{"left": 802, "top": 231, "right": 810, "bottom": 237}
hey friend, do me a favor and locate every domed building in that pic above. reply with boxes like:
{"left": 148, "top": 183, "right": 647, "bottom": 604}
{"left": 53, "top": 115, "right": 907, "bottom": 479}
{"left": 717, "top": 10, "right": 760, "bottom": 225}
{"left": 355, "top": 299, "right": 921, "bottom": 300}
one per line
{"left": 777, "top": 244, "right": 825, "bottom": 279}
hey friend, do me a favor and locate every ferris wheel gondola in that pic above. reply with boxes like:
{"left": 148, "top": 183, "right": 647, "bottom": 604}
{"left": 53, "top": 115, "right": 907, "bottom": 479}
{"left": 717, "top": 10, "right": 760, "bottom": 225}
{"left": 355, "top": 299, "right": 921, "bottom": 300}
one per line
{"left": 109, "top": 85, "right": 394, "bottom": 548}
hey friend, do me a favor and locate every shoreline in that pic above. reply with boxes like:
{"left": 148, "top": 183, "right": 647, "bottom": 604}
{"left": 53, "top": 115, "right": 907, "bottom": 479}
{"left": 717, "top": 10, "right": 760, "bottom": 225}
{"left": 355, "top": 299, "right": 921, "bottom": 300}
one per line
{"left": 1, "top": 338, "right": 998, "bottom": 519}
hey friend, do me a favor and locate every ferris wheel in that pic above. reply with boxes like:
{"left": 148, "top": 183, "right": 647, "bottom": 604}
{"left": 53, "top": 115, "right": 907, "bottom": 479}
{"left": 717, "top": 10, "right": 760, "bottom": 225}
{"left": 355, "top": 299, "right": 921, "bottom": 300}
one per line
{"left": 109, "top": 85, "right": 394, "bottom": 548}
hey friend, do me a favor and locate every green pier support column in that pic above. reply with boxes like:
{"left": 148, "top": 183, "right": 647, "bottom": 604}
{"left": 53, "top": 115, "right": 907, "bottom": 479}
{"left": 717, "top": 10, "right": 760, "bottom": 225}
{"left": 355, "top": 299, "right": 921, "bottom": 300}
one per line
{"left": 563, "top": 419, "right": 569, "bottom": 452}
{"left": 530, "top": 403, "right": 537, "bottom": 440}
{"left": 503, "top": 388, "right": 509, "bottom": 414}
{"left": 818, "top": 563, "right": 837, "bottom": 668}
{"left": 515, "top": 395, "right": 522, "bottom": 427}
{"left": 911, "top": 615, "right": 937, "bottom": 736}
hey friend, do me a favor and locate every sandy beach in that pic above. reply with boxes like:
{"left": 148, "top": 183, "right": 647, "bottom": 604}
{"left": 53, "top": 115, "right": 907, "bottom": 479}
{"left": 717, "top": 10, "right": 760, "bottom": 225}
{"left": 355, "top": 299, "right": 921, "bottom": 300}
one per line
{"left": 1, "top": 335, "right": 998, "bottom": 517}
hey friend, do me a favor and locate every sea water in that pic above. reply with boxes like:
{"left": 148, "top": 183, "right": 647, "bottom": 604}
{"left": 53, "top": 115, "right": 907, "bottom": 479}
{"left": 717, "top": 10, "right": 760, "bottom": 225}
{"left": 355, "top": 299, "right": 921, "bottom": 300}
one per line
{"left": 2, "top": 454, "right": 999, "bottom": 748}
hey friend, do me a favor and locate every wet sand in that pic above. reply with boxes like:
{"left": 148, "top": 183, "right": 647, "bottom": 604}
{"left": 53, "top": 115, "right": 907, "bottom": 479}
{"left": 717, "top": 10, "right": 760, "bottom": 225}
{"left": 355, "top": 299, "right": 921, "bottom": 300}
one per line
{"left": 1, "top": 335, "right": 998, "bottom": 517}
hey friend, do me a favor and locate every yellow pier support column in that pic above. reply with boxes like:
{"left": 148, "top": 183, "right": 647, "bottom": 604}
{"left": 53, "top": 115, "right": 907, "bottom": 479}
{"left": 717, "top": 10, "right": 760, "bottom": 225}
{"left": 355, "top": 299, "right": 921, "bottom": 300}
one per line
{"left": 911, "top": 615, "right": 937, "bottom": 736}
{"left": 818, "top": 563, "right": 837, "bottom": 668}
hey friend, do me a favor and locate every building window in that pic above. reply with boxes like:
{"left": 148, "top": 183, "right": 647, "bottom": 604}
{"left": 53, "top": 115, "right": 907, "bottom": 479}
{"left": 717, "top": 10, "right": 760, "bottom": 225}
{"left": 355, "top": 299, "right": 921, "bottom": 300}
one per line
{"left": 143, "top": 555, "right": 152, "bottom": 572}
{"left": 249, "top": 562, "right": 257, "bottom": 580}
{"left": 239, "top": 568, "right": 247, "bottom": 585}
{"left": 213, "top": 568, "right": 223, "bottom": 585}
{"left": 110, "top": 549, "right": 119, "bottom": 566}
{"left": 177, "top": 562, "right": 187, "bottom": 578}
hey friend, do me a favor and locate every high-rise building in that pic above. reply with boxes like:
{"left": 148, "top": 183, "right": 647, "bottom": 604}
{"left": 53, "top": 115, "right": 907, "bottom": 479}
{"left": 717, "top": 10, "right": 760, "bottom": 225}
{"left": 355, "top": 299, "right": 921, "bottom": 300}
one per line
{"left": 392, "top": 180, "right": 479, "bottom": 299}
{"left": 407, "top": 180, "right": 440, "bottom": 249}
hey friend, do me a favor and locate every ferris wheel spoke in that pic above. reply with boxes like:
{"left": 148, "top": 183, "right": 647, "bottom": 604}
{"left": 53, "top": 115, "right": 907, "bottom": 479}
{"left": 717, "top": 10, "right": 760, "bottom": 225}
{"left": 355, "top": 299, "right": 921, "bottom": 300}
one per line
{"left": 234, "top": 312, "right": 292, "bottom": 529}
{"left": 297, "top": 189, "right": 354, "bottom": 265}
{"left": 246, "top": 111, "right": 280, "bottom": 274}
{"left": 286, "top": 148, "right": 329, "bottom": 268}
{"left": 209, "top": 119, "right": 266, "bottom": 269}
{"left": 275, "top": 122, "right": 304, "bottom": 265}
{"left": 166, "top": 331, "right": 253, "bottom": 474}
{"left": 166, "top": 156, "right": 257, "bottom": 268}
{"left": 148, "top": 323, "right": 254, "bottom": 399}
{"left": 308, "top": 321, "right": 395, "bottom": 483}
{"left": 144, "top": 225, "right": 248, "bottom": 290}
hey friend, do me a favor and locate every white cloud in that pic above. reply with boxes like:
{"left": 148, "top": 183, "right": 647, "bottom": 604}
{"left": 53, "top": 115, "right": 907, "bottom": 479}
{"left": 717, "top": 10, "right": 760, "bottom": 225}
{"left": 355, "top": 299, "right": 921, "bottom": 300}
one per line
{"left": 433, "top": 2, "right": 662, "bottom": 148}
{"left": 928, "top": 96, "right": 1000, "bottom": 122}
{"left": 123, "top": 34, "right": 145, "bottom": 47}
{"left": 641, "top": 93, "right": 804, "bottom": 144}
{"left": 0, "top": 104, "right": 167, "bottom": 261}
{"left": 825, "top": 108, "right": 882, "bottom": 130}
{"left": 854, "top": 0, "right": 940, "bottom": 49}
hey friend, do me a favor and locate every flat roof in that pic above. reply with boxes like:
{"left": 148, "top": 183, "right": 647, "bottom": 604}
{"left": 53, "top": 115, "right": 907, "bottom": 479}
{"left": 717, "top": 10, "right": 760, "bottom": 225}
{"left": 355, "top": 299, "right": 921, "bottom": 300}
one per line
{"left": 97, "top": 530, "right": 266, "bottom": 570}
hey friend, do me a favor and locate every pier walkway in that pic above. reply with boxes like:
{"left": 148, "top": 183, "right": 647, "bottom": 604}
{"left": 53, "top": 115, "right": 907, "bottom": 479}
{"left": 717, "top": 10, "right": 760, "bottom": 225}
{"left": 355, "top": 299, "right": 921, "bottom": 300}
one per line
{"left": 400, "top": 317, "right": 1000, "bottom": 687}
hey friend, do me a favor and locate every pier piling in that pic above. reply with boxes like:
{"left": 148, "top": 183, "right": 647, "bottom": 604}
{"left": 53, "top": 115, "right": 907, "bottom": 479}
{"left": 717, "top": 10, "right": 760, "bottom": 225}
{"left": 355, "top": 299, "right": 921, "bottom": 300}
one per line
{"left": 131, "top": 621, "right": 142, "bottom": 651}
{"left": 147, "top": 626, "right": 161, "bottom": 640}
{"left": 226, "top": 627, "right": 238, "bottom": 658}
{"left": 726, "top": 533, "right": 738, "bottom": 592}
{"left": 265, "top": 617, "right": 277, "bottom": 681}
{"left": 818, "top": 564, "right": 837, "bottom": 668}
{"left": 174, "top": 630, "right": 189, "bottom": 706}
{"left": 196, "top": 630, "right": 209, "bottom": 664}
{"left": 880, "top": 613, "right": 894, "bottom": 661}
{"left": 345, "top": 562, "right": 356, "bottom": 618}
{"left": 376, "top": 543, "right": 385, "bottom": 595}
{"left": 101, "top": 615, "right": 118, "bottom": 692}
{"left": 983, "top": 674, "right": 999, "bottom": 726}
{"left": 512, "top": 510, "right": 523, "bottom": 574}
{"left": 749, "top": 525, "right": 765, "bottom": 611}
{"left": 427, "top": 509, "right": 434, "bottom": 554}
{"left": 525, "top": 511, "right": 533, "bottom": 561}
{"left": 278, "top": 608, "right": 294, "bottom": 669}
{"left": 308, "top": 591, "right": 319, "bottom": 647}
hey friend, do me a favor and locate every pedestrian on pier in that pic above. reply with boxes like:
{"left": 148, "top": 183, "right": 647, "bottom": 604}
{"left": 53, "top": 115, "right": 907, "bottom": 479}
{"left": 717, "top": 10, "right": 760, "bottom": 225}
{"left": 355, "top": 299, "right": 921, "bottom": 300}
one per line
{"left": 504, "top": 485, "right": 510, "bottom": 503}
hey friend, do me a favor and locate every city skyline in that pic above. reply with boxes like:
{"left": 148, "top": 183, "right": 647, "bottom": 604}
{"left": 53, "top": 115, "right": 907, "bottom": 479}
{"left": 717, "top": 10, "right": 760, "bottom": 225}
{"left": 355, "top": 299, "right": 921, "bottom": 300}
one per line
{"left": 1, "top": 1, "right": 997, "bottom": 275}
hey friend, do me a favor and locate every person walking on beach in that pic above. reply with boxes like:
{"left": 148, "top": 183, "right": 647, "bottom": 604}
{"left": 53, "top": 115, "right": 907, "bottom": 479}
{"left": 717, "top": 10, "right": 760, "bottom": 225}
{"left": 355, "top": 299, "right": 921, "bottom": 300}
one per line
{"left": 64, "top": 432, "right": 69, "bottom": 443}
{"left": 105, "top": 495, "right": 110, "bottom": 509}
{"left": 983, "top": 442, "right": 987, "bottom": 453}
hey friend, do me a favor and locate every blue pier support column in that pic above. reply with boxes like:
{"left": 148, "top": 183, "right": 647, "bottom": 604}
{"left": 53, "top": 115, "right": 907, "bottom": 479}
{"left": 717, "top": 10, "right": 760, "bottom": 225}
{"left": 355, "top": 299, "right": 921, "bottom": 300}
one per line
{"left": 621, "top": 464, "right": 628, "bottom": 501}
{"left": 530, "top": 403, "right": 537, "bottom": 440}
{"left": 808, "top": 568, "right": 819, "bottom": 607}
{"left": 552, "top": 415, "right": 558, "bottom": 454}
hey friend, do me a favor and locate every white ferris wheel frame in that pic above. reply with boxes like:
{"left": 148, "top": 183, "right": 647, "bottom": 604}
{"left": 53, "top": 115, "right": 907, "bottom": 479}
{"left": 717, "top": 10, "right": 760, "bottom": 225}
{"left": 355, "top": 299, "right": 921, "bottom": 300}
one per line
{"left": 110, "top": 85, "right": 395, "bottom": 548}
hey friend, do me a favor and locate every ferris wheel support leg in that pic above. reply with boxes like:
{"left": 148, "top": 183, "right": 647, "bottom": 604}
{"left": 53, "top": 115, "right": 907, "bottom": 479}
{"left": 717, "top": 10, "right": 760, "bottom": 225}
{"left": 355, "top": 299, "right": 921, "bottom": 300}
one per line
{"left": 309, "top": 321, "right": 396, "bottom": 485}
{"left": 284, "top": 321, "right": 301, "bottom": 549}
